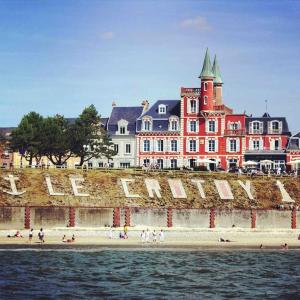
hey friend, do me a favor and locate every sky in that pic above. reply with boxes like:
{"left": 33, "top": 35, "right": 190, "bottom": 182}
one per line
{"left": 0, "top": 0, "right": 299, "bottom": 133}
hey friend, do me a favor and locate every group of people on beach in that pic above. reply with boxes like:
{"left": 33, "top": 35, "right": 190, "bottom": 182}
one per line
{"left": 141, "top": 229, "right": 164, "bottom": 243}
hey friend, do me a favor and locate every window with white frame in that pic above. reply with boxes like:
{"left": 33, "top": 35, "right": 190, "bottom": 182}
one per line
{"left": 170, "top": 140, "right": 178, "bottom": 152}
{"left": 114, "top": 144, "right": 119, "bottom": 154}
{"left": 125, "top": 144, "right": 131, "bottom": 154}
{"left": 120, "top": 126, "right": 126, "bottom": 134}
{"left": 117, "top": 119, "right": 128, "bottom": 134}
{"left": 143, "top": 140, "right": 150, "bottom": 152}
{"left": 203, "top": 96, "right": 208, "bottom": 105}
{"left": 190, "top": 100, "right": 197, "bottom": 113}
{"left": 189, "top": 140, "right": 196, "bottom": 152}
{"left": 143, "top": 119, "right": 152, "bottom": 131}
{"left": 169, "top": 119, "right": 178, "bottom": 131}
{"left": 252, "top": 140, "right": 260, "bottom": 150}
{"left": 208, "top": 139, "right": 216, "bottom": 152}
{"left": 189, "top": 120, "right": 197, "bottom": 132}
{"left": 269, "top": 120, "right": 282, "bottom": 134}
{"left": 204, "top": 82, "right": 208, "bottom": 91}
{"left": 157, "top": 159, "right": 163, "bottom": 169}
{"left": 229, "top": 122, "right": 239, "bottom": 130}
{"left": 157, "top": 140, "right": 164, "bottom": 152}
{"left": 250, "top": 121, "right": 263, "bottom": 134}
{"left": 230, "top": 139, "right": 237, "bottom": 152}
{"left": 208, "top": 120, "right": 216, "bottom": 132}
{"left": 158, "top": 104, "right": 166, "bottom": 114}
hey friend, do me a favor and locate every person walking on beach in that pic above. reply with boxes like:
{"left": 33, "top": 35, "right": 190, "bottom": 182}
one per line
{"left": 38, "top": 228, "right": 45, "bottom": 244}
{"left": 159, "top": 229, "right": 164, "bottom": 242}
{"left": 152, "top": 230, "right": 157, "bottom": 243}
{"left": 141, "top": 230, "right": 146, "bottom": 243}
{"left": 146, "top": 229, "right": 150, "bottom": 243}
{"left": 28, "top": 228, "right": 33, "bottom": 243}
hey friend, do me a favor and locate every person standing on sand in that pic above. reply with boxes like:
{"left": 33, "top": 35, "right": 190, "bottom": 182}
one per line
{"left": 38, "top": 228, "right": 45, "bottom": 244}
{"left": 159, "top": 229, "right": 164, "bottom": 242}
{"left": 146, "top": 229, "right": 150, "bottom": 243}
{"left": 141, "top": 230, "right": 146, "bottom": 243}
{"left": 152, "top": 230, "right": 157, "bottom": 243}
{"left": 28, "top": 229, "right": 33, "bottom": 243}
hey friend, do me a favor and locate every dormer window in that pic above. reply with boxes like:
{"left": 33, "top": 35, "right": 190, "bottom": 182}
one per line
{"left": 250, "top": 121, "right": 263, "bottom": 134}
{"left": 117, "top": 119, "right": 128, "bottom": 135}
{"left": 169, "top": 116, "right": 179, "bottom": 131}
{"left": 142, "top": 117, "right": 152, "bottom": 131}
{"left": 268, "top": 120, "right": 282, "bottom": 134}
{"left": 158, "top": 104, "right": 166, "bottom": 114}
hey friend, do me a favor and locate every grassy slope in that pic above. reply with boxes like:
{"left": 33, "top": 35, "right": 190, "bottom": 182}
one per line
{"left": 0, "top": 169, "right": 299, "bottom": 209}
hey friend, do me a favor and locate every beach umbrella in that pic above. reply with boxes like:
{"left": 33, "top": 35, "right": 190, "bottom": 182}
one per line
{"left": 243, "top": 160, "right": 258, "bottom": 166}
{"left": 260, "top": 160, "right": 273, "bottom": 164}
{"left": 197, "top": 158, "right": 214, "bottom": 164}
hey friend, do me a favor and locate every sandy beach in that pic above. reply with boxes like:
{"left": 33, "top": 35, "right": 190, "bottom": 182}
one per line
{"left": 1, "top": 227, "right": 300, "bottom": 249}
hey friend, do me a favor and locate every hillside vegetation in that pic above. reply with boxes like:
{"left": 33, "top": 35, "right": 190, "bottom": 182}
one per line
{"left": 0, "top": 169, "right": 299, "bottom": 209}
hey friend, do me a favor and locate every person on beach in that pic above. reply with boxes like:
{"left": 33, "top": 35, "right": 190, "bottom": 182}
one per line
{"left": 141, "top": 230, "right": 146, "bottom": 243}
{"left": 159, "top": 229, "right": 164, "bottom": 242}
{"left": 7, "top": 230, "right": 23, "bottom": 238}
{"left": 281, "top": 243, "right": 288, "bottom": 250}
{"left": 38, "top": 228, "right": 45, "bottom": 243}
{"left": 146, "top": 229, "right": 150, "bottom": 243}
{"left": 28, "top": 229, "right": 33, "bottom": 243}
{"left": 152, "top": 230, "right": 157, "bottom": 243}
{"left": 62, "top": 235, "right": 66, "bottom": 242}
{"left": 259, "top": 244, "right": 263, "bottom": 249}
{"left": 108, "top": 226, "right": 113, "bottom": 239}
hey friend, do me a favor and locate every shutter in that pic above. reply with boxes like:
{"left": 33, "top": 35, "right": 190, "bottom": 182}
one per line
{"left": 177, "top": 140, "right": 180, "bottom": 152}
{"left": 186, "top": 139, "right": 189, "bottom": 153}
{"left": 187, "top": 120, "right": 190, "bottom": 133}
{"left": 205, "top": 139, "right": 208, "bottom": 152}
{"left": 270, "top": 139, "right": 274, "bottom": 150}
{"left": 205, "top": 120, "right": 209, "bottom": 133}
{"left": 196, "top": 139, "right": 199, "bottom": 152}
{"left": 226, "top": 139, "right": 230, "bottom": 152}
{"left": 279, "top": 121, "right": 282, "bottom": 133}
{"left": 249, "top": 122, "right": 253, "bottom": 134}
{"left": 259, "top": 139, "right": 263, "bottom": 150}
{"left": 215, "top": 119, "right": 218, "bottom": 133}
{"left": 196, "top": 120, "right": 199, "bottom": 133}
{"left": 260, "top": 122, "right": 263, "bottom": 134}
{"left": 187, "top": 100, "right": 191, "bottom": 114}
{"left": 215, "top": 139, "right": 218, "bottom": 152}
{"left": 150, "top": 140, "right": 153, "bottom": 152}
{"left": 141, "top": 140, "right": 144, "bottom": 152}
{"left": 249, "top": 139, "right": 253, "bottom": 150}
{"left": 268, "top": 121, "right": 272, "bottom": 134}
{"left": 236, "top": 139, "right": 240, "bottom": 152}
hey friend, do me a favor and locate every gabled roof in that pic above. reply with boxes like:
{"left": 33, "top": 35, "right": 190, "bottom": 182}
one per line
{"left": 138, "top": 100, "right": 180, "bottom": 120}
{"left": 108, "top": 106, "right": 143, "bottom": 135}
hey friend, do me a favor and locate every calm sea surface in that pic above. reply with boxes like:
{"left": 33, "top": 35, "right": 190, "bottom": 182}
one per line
{"left": 0, "top": 248, "right": 299, "bottom": 299}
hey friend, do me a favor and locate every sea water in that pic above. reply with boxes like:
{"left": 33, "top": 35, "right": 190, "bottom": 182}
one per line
{"left": 0, "top": 248, "right": 299, "bottom": 299}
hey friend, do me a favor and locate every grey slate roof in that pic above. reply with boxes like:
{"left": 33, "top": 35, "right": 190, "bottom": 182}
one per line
{"left": 0, "top": 127, "right": 15, "bottom": 138}
{"left": 245, "top": 116, "right": 290, "bottom": 135}
{"left": 137, "top": 100, "right": 180, "bottom": 132}
{"left": 287, "top": 132, "right": 300, "bottom": 150}
{"left": 108, "top": 106, "right": 143, "bottom": 135}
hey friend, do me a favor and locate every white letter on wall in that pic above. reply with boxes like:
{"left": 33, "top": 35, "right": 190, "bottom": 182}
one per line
{"left": 45, "top": 176, "right": 65, "bottom": 196}
{"left": 237, "top": 180, "right": 254, "bottom": 200}
{"left": 168, "top": 179, "right": 187, "bottom": 199}
{"left": 276, "top": 180, "right": 294, "bottom": 203}
{"left": 191, "top": 179, "right": 206, "bottom": 199}
{"left": 120, "top": 178, "right": 140, "bottom": 198}
{"left": 69, "top": 176, "right": 89, "bottom": 197}
{"left": 214, "top": 180, "right": 234, "bottom": 200}
{"left": 145, "top": 179, "right": 161, "bottom": 198}
{"left": 3, "top": 174, "right": 26, "bottom": 196}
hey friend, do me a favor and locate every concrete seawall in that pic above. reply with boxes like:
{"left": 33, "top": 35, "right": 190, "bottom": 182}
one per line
{"left": 0, "top": 206, "right": 299, "bottom": 230}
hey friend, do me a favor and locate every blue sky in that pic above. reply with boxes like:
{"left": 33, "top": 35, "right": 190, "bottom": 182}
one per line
{"left": 0, "top": 0, "right": 299, "bottom": 133}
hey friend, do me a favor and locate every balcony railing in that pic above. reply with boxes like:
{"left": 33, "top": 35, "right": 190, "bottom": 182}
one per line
{"left": 224, "top": 129, "right": 246, "bottom": 136}
{"left": 181, "top": 87, "right": 201, "bottom": 96}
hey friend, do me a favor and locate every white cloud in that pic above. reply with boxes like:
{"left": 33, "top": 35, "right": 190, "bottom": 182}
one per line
{"left": 180, "top": 16, "right": 212, "bottom": 32}
{"left": 100, "top": 31, "right": 115, "bottom": 40}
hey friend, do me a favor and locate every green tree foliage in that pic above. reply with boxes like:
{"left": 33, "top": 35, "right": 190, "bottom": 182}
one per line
{"left": 41, "top": 114, "right": 73, "bottom": 166}
{"left": 10, "top": 112, "right": 44, "bottom": 165}
{"left": 70, "top": 105, "right": 117, "bottom": 166}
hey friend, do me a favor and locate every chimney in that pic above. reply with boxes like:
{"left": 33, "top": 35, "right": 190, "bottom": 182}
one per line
{"left": 141, "top": 100, "right": 149, "bottom": 112}
{"left": 112, "top": 101, "right": 117, "bottom": 107}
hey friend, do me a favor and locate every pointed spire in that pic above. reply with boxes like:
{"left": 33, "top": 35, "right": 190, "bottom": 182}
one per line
{"left": 212, "top": 55, "right": 223, "bottom": 84}
{"left": 199, "top": 48, "right": 214, "bottom": 78}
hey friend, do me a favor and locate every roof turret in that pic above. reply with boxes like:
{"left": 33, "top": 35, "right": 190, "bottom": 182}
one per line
{"left": 212, "top": 55, "right": 223, "bottom": 84}
{"left": 199, "top": 48, "right": 214, "bottom": 78}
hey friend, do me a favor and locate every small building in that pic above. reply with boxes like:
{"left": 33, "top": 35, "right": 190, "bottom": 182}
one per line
{"left": 286, "top": 132, "right": 300, "bottom": 172}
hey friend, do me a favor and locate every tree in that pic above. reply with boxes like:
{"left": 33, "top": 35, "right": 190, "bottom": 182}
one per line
{"left": 70, "top": 105, "right": 117, "bottom": 166}
{"left": 10, "top": 112, "right": 44, "bottom": 166}
{"left": 42, "top": 114, "right": 73, "bottom": 165}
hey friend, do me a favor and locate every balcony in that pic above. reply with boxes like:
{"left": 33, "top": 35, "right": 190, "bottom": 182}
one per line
{"left": 224, "top": 129, "right": 246, "bottom": 136}
{"left": 181, "top": 87, "right": 201, "bottom": 97}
